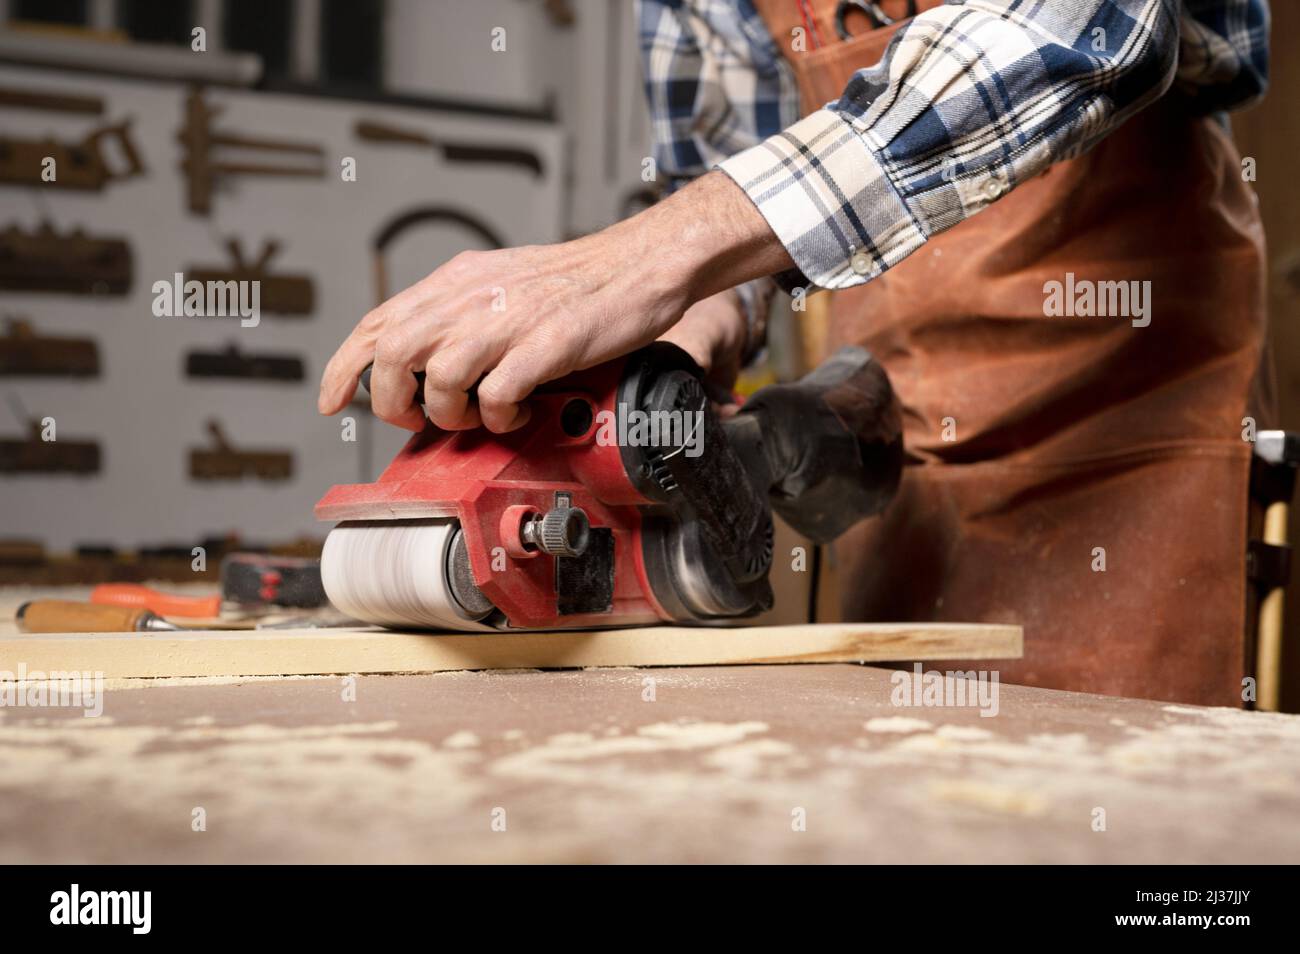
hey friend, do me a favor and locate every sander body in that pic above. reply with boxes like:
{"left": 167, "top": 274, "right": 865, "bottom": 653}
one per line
{"left": 316, "top": 343, "right": 902, "bottom": 631}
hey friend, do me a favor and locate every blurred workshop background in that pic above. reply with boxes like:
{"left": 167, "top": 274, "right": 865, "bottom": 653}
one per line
{"left": 0, "top": 0, "right": 655, "bottom": 561}
{"left": 0, "top": 0, "right": 1297, "bottom": 700}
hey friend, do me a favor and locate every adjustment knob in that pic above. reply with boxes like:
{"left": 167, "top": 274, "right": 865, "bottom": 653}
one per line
{"left": 521, "top": 495, "right": 590, "bottom": 557}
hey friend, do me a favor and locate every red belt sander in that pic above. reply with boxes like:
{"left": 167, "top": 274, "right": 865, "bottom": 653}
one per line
{"left": 315, "top": 344, "right": 902, "bottom": 631}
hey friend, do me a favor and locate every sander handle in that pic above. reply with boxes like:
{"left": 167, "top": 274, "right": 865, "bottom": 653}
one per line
{"left": 733, "top": 346, "right": 903, "bottom": 544}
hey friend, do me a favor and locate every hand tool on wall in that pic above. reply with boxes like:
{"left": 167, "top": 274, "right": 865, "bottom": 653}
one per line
{"left": 0, "top": 222, "right": 132, "bottom": 295}
{"left": 0, "top": 538, "right": 44, "bottom": 564}
{"left": 178, "top": 86, "right": 325, "bottom": 215}
{"left": 316, "top": 343, "right": 903, "bottom": 630}
{"left": 0, "top": 120, "right": 145, "bottom": 190}
{"left": 370, "top": 206, "right": 505, "bottom": 339}
{"left": 189, "top": 419, "right": 293, "bottom": 480}
{"left": 0, "top": 317, "right": 99, "bottom": 376}
{"left": 355, "top": 119, "right": 544, "bottom": 179}
{"left": 185, "top": 342, "right": 304, "bottom": 381}
{"left": 0, "top": 395, "right": 100, "bottom": 474}
{"left": 185, "top": 238, "right": 314, "bottom": 315}
{"left": 542, "top": 0, "right": 577, "bottom": 27}
{"left": 0, "top": 85, "right": 104, "bottom": 115}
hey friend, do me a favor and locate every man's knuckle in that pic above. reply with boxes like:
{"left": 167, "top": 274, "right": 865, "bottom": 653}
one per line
{"left": 374, "top": 331, "right": 410, "bottom": 363}
{"left": 477, "top": 375, "right": 521, "bottom": 408}
{"left": 423, "top": 357, "right": 458, "bottom": 392}
{"left": 445, "top": 249, "right": 482, "bottom": 274}
{"left": 359, "top": 307, "right": 389, "bottom": 332}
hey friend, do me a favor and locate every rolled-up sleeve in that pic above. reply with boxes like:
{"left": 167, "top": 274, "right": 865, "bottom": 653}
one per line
{"left": 719, "top": 0, "right": 1181, "bottom": 290}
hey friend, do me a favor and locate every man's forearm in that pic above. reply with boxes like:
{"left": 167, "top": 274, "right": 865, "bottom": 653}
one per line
{"left": 609, "top": 171, "right": 795, "bottom": 309}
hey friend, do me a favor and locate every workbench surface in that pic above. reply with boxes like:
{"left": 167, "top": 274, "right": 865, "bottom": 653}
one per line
{"left": 2, "top": 665, "right": 1297, "bottom": 863}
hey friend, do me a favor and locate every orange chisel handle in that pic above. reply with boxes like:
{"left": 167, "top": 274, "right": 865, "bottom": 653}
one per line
{"left": 90, "top": 583, "right": 221, "bottom": 618}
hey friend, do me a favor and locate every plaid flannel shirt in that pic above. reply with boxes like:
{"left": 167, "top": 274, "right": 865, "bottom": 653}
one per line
{"left": 638, "top": 0, "right": 1269, "bottom": 293}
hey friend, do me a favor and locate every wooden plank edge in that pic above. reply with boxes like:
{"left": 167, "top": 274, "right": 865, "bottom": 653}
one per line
{"left": 0, "top": 622, "right": 1023, "bottom": 681}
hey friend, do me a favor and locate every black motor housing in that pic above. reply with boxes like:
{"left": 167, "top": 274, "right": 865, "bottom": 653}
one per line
{"left": 617, "top": 343, "right": 903, "bottom": 621}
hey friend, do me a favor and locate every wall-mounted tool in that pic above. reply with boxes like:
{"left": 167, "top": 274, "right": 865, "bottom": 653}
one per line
{"left": 543, "top": 0, "right": 577, "bottom": 27}
{"left": 189, "top": 419, "right": 292, "bottom": 480}
{"left": 371, "top": 206, "right": 504, "bottom": 310}
{"left": 186, "top": 238, "right": 314, "bottom": 315}
{"left": 178, "top": 86, "right": 325, "bottom": 215}
{"left": 76, "top": 544, "right": 117, "bottom": 559}
{"left": 355, "top": 119, "right": 544, "bottom": 179}
{"left": 0, "top": 120, "right": 145, "bottom": 190}
{"left": 0, "top": 405, "right": 100, "bottom": 475}
{"left": 0, "top": 85, "right": 104, "bottom": 115}
{"left": 0, "top": 538, "right": 44, "bottom": 565}
{"left": 0, "top": 317, "right": 99, "bottom": 376}
{"left": 185, "top": 342, "right": 303, "bottom": 382}
{"left": 371, "top": 205, "right": 504, "bottom": 307}
{"left": 0, "top": 222, "right": 132, "bottom": 295}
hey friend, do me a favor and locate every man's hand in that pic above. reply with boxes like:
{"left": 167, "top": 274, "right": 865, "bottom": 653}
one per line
{"left": 658, "top": 288, "right": 749, "bottom": 393}
{"left": 318, "top": 171, "right": 793, "bottom": 432}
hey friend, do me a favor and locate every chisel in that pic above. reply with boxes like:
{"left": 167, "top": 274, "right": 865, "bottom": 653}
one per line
{"left": 16, "top": 600, "right": 183, "bottom": 633}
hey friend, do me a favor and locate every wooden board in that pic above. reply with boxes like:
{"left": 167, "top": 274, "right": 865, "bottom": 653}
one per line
{"left": 0, "top": 622, "right": 1021, "bottom": 680}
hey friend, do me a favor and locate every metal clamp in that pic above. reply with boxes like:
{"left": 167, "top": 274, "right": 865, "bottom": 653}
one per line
{"left": 834, "top": 0, "right": 918, "bottom": 40}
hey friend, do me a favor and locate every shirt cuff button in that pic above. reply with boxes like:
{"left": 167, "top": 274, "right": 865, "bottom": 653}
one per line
{"left": 850, "top": 249, "right": 871, "bottom": 275}
{"left": 982, "top": 176, "right": 1006, "bottom": 200}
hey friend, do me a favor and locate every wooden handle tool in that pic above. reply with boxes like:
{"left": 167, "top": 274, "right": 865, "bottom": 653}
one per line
{"left": 16, "top": 600, "right": 182, "bottom": 633}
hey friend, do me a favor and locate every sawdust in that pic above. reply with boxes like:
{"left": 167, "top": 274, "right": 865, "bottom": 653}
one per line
{"left": 1026, "top": 732, "right": 1090, "bottom": 754}
{"left": 929, "top": 779, "right": 1049, "bottom": 816}
{"left": 4, "top": 666, "right": 1300, "bottom": 864}
{"left": 935, "top": 725, "right": 993, "bottom": 742}
{"left": 0, "top": 716, "right": 483, "bottom": 862}
{"left": 701, "top": 739, "right": 798, "bottom": 777}
{"left": 485, "top": 720, "right": 775, "bottom": 789}
{"left": 863, "top": 716, "right": 932, "bottom": 733}
{"left": 1160, "top": 705, "right": 1300, "bottom": 738}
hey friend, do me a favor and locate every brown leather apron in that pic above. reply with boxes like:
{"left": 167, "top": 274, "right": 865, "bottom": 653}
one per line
{"left": 752, "top": 0, "right": 1269, "bottom": 705}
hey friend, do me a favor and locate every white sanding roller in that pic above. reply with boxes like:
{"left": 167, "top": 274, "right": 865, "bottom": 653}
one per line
{"left": 321, "top": 519, "right": 495, "bottom": 631}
